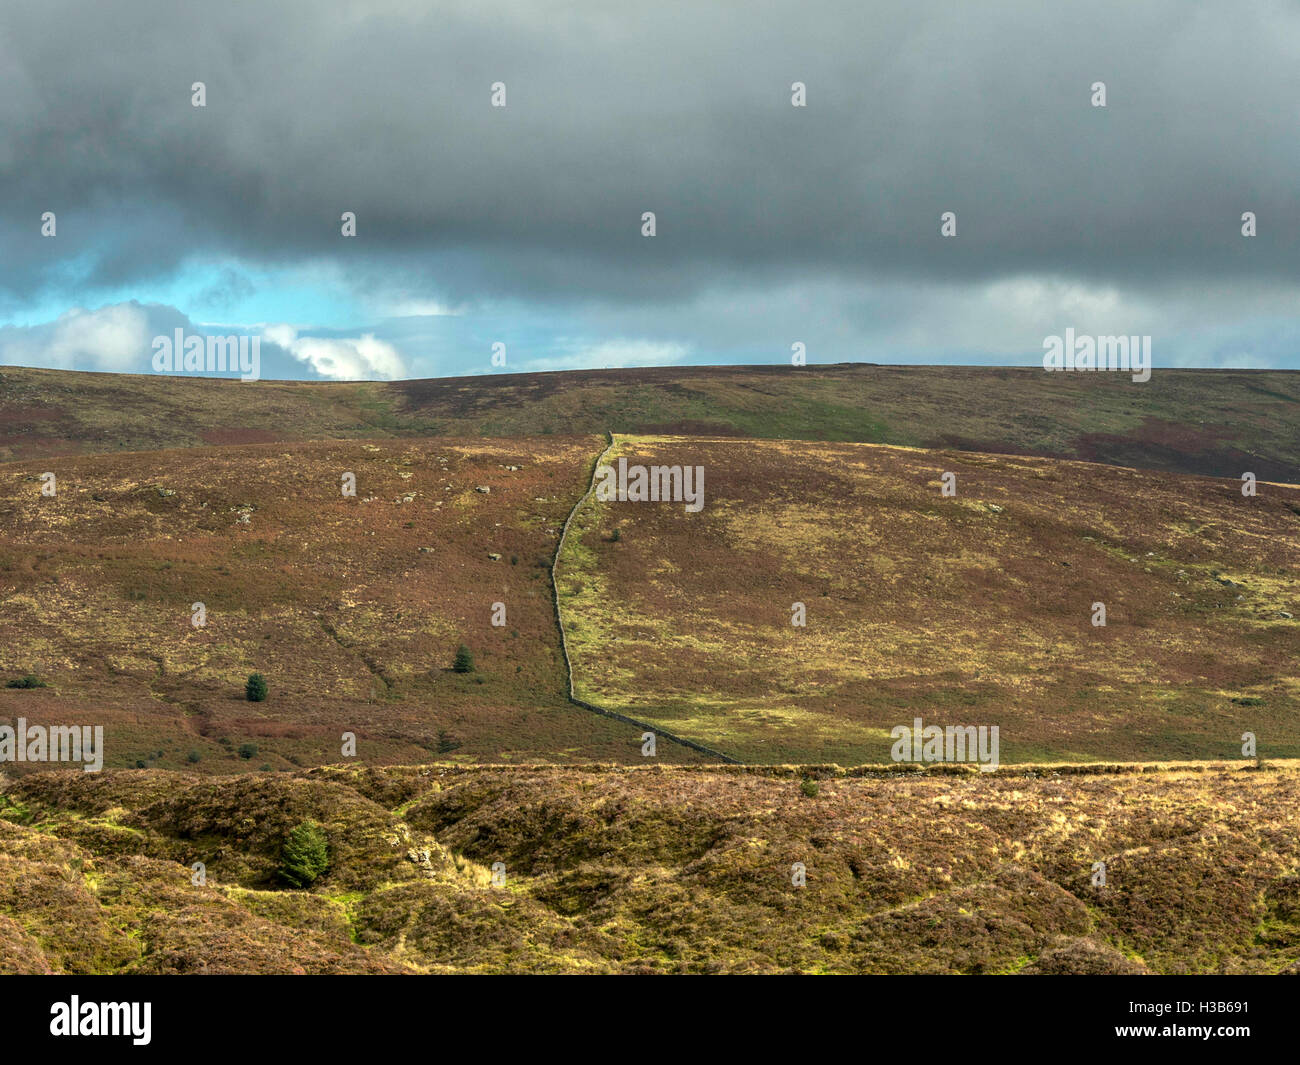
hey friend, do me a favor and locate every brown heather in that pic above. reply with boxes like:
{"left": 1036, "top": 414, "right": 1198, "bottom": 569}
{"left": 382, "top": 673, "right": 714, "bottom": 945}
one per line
{"left": 0, "top": 364, "right": 1297, "bottom": 974}
{"left": 3, "top": 364, "right": 1298, "bottom": 481}
{"left": 1, "top": 762, "right": 1298, "bottom": 974}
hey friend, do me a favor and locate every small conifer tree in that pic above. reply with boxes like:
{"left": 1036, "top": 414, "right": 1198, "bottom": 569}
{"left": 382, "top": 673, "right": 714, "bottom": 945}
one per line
{"left": 453, "top": 645, "right": 475, "bottom": 673}
{"left": 279, "top": 821, "right": 329, "bottom": 888}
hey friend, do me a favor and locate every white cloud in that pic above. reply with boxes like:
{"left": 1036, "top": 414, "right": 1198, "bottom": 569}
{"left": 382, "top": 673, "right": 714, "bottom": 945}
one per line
{"left": 261, "top": 323, "right": 299, "bottom": 350}
{"left": 262, "top": 325, "right": 408, "bottom": 380}
{"left": 0, "top": 303, "right": 153, "bottom": 373}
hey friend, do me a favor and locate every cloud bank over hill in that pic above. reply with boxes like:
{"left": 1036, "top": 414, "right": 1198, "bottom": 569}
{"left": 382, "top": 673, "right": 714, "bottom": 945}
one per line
{"left": 2, "top": 0, "right": 1298, "bottom": 378}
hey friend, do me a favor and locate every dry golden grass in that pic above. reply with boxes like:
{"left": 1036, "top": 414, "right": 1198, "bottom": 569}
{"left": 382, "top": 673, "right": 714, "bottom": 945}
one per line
{"left": 560, "top": 436, "right": 1300, "bottom": 763}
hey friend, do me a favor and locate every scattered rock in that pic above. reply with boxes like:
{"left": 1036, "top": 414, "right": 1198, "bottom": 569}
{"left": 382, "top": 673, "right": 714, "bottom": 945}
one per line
{"left": 475, "top": 485, "right": 490, "bottom": 494}
{"left": 406, "top": 847, "right": 438, "bottom": 878}
{"left": 488, "top": 553, "right": 502, "bottom": 561}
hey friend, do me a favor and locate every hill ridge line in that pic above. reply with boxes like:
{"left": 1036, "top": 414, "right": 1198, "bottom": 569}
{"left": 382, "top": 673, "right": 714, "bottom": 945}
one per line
{"left": 550, "top": 431, "right": 741, "bottom": 765}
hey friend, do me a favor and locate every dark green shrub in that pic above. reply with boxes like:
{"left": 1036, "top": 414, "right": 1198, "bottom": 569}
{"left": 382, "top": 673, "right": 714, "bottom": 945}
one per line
{"left": 800, "top": 777, "right": 819, "bottom": 798}
{"left": 245, "top": 673, "right": 268, "bottom": 702}
{"left": 238, "top": 742, "right": 259, "bottom": 760}
{"left": 453, "top": 645, "right": 474, "bottom": 673}
{"left": 278, "top": 821, "right": 329, "bottom": 888}
{"left": 187, "top": 749, "right": 202, "bottom": 763}
{"left": 5, "top": 674, "right": 46, "bottom": 689}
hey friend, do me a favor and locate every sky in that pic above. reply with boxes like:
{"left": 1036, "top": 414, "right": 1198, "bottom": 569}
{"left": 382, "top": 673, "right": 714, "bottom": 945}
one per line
{"left": 1, "top": 0, "right": 1298, "bottom": 382}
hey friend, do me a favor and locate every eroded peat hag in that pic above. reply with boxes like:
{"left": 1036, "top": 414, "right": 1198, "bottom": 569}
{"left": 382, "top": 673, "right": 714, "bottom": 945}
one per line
{"left": 2, "top": 762, "right": 1298, "bottom": 975}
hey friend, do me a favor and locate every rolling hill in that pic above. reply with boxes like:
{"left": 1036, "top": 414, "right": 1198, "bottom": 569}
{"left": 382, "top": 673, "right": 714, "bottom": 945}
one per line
{"left": 0, "top": 435, "right": 697, "bottom": 770}
{"left": 1, "top": 362, "right": 1297, "bottom": 976}
{"left": 559, "top": 434, "right": 1299, "bottom": 763}
{"left": 3, "top": 426, "right": 1296, "bottom": 769}
{"left": 3, "top": 363, "right": 1298, "bottom": 481}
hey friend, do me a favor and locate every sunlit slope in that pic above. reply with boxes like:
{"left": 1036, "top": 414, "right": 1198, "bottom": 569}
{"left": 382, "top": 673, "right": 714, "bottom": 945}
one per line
{"left": 3, "top": 762, "right": 1299, "bottom": 974}
{"left": 0, "top": 436, "right": 696, "bottom": 769}
{"left": 3, "top": 363, "right": 1297, "bottom": 481}
{"left": 558, "top": 435, "right": 1300, "bottom": 763}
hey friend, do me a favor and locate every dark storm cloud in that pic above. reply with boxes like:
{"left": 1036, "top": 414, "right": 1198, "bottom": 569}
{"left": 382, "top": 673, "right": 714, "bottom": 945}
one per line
{"left": 1, "top": 0, "right": 1298, "bottom": 308}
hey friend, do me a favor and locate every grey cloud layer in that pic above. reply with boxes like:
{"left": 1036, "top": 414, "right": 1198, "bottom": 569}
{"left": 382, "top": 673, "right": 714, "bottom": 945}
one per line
{"left": 3, "top": 0, "right": 1298, "bottom": 308}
